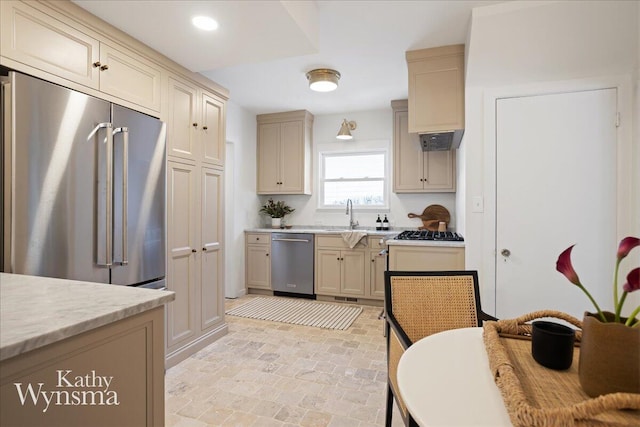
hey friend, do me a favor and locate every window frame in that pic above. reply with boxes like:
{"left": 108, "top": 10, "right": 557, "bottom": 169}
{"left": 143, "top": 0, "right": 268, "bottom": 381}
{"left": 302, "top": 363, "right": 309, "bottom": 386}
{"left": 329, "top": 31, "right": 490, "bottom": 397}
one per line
{"left": 317, "top": 149, "right": 389, "bottom": 210}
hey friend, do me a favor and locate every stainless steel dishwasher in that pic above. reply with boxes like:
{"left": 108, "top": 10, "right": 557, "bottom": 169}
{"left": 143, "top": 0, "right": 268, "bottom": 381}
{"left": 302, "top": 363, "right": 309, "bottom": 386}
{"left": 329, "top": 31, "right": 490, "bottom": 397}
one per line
{"left": 271, "top": 233, "right": 315, "bottom": 298}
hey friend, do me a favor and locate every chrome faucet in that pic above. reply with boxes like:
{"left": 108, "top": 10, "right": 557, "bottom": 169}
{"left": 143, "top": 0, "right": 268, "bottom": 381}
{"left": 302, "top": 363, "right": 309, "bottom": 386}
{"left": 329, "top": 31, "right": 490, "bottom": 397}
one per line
{"left": 346, "top": 199, "right": 359, "bottom": 230}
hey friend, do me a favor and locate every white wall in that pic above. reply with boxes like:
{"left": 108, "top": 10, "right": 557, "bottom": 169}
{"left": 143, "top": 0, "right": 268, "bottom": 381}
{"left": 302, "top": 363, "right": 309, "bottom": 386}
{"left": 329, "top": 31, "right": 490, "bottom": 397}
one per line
{"left": 224, "top": 100, "right": 260, "bottom": 298}
{"left": 257, "top": 108, "right": 458, "bottom": 231}
{"left": 464, "top": 0, "right": 639, "bottom": 314}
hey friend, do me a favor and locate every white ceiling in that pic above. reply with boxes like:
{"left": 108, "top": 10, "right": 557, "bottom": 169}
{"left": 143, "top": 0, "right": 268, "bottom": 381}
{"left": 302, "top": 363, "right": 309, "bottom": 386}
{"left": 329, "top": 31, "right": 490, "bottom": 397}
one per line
{"left": 73, "top": 0, "right": 504, "bottom": 115}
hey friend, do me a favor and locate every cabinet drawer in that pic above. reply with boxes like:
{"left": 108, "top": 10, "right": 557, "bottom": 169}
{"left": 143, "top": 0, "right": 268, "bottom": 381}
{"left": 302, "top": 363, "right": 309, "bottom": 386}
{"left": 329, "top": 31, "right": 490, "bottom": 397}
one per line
{"left": 368, "top": 237, "right": 386, "bottom": 250}
{"left": 246, "top": 233, "right": 270, "bottom": 245}
{"left": 316, "top": 235, "right": 367, "bottom": 249}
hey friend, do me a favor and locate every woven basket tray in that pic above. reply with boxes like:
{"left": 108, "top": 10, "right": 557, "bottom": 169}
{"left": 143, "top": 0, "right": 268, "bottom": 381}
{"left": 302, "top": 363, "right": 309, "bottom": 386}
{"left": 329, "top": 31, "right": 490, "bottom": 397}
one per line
{"left": 483, "top": 310, "right": 640, "bottom": 427}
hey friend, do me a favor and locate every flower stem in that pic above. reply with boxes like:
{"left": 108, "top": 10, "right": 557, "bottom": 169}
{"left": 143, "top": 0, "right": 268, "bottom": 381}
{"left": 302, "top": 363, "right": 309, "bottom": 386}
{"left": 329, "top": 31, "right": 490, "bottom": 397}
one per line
{"left": 613, "top": 259, "right": 621, "bottom": 322}
{"left": 625, "top": 305, "right": 640, "bottom": 327}
{"left": 616, "top": 291, "right": 628, "bottom": 321}
{"left": 578, "top": 283, "right": 607, "bottom": 322}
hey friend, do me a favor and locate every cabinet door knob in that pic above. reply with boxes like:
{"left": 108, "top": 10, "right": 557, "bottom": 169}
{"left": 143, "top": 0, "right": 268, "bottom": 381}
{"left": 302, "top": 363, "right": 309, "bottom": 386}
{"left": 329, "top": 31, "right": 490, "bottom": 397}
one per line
{"left": 100, "top": 64, "right": 109, "bottom": 71}
{"left": 203, "top": 126, "right": 208, "bottom": 130}
{"left": 192, "top": 248, "right": 197, "bottom": 253}
{"left": 337, "top": 257, "right": 340, "bottom": 261}
{"left": 501, "top": 248, "right": 511, "bottom": 257}
{"left": 203, "top": 247, "right": 207, "bottom": 251}
{"left": 266, "top": 253, "right": 269, "bottom": 257}
{"left": 193, "top": 123, "right": 198, "bottom": 127}
{"left": 93, "top": 61, "right": 101, "bottom": 68}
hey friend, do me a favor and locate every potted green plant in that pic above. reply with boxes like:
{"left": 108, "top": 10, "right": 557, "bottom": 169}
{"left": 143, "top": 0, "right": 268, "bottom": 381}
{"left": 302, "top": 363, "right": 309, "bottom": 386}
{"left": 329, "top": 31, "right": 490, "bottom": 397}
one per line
{"left": 556, "top": 236, "right": 639, "bottom": 396}
{"left": 259, "top": 198, "right": 295, "bottom": 228}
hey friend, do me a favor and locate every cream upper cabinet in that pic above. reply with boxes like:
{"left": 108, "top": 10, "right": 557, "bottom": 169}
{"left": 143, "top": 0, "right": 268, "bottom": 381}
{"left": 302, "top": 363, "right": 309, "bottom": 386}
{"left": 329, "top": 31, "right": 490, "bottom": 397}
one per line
{"left": 201, "top": 93, "right": 225, "bottom": 167}
{"left": 257, "top": 110, "right": 313, "bottom": 195}
{"left": 167, "top": 76, "right": 198, "bottom": 160}
{"left": 166, "top": 75, "right": 225, "bottom": 166}
{"left": 392, "top": 100, "right": 456, "bottom": 193}
{"left": 0, "top": 1, "right": 162, "bottom": 112}
{"left": 406, "top": 44, "right": 465, "bottom": 134}
{"left": 98, "top": 42, "right": 161, "bottom": 112}
{"left": 1, "top": 0, "right": 100, "bottom": 89}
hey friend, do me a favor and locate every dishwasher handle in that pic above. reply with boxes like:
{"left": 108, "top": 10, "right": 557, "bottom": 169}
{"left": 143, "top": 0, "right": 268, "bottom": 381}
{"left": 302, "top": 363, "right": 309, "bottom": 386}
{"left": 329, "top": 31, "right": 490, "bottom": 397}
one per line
{"left": 272, "top": 238, "right": 311, "bottom": 243}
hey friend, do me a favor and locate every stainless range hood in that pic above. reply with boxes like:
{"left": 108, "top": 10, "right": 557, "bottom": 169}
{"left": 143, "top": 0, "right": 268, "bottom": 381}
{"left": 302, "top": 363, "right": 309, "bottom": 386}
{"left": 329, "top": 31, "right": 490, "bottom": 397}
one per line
{"left": 420, "top": 129, "right": 464, "bottom": 151}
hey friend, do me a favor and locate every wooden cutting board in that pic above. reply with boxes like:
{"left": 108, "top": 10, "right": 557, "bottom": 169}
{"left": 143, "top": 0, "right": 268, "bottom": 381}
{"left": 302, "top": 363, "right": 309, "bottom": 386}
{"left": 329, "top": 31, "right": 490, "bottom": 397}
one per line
{"left": 408, "top": 205, "right": 450, "bottom": 230}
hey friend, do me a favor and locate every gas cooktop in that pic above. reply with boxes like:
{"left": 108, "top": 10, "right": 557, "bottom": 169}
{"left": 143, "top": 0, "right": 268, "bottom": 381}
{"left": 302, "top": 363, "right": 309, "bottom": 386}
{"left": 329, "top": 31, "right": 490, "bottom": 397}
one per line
{"left": 395, "top": 230, "right": 464, "bottom": 241}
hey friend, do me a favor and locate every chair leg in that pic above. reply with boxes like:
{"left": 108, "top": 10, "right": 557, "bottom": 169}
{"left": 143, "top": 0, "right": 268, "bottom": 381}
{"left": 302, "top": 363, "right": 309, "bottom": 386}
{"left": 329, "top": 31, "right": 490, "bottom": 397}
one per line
{"left": 385, "top": 384, "right": 394, "bottom": 427}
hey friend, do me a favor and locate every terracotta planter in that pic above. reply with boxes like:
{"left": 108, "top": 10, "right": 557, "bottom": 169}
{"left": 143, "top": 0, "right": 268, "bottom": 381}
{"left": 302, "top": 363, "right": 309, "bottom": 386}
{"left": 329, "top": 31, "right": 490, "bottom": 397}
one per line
{"left": 579, "top": 311, "right": 640, "bottom": 397}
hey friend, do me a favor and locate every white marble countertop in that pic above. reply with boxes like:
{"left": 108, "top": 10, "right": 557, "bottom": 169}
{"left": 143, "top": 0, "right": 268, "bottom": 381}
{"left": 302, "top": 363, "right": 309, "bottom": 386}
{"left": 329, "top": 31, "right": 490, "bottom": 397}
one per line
{"left": 245, "top": 227, "right": 400, "bottom": 236}
{"left": 246, "top": 228, "right": 465, "bottom": 247}
{"left": 0, "top": 273, "right": 175, "bottom": 361}
{"left": 386, "top": 239, "right": 465, "bottom": 248}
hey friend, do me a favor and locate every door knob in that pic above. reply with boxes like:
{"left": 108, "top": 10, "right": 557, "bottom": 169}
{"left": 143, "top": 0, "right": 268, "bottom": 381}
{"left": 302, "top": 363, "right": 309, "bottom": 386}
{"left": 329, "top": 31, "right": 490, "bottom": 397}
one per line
{"left": 192, "top": 248, "right": 197, "bottom": 253}
{"left": 501, "top": 249, "right": 511, "bottom": 257}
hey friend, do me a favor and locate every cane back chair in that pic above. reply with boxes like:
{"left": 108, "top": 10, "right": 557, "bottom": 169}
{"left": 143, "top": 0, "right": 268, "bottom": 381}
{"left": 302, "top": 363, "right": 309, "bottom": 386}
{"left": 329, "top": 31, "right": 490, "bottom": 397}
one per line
{"left": 384, "top": 270, "right": 497, "bottom": 427}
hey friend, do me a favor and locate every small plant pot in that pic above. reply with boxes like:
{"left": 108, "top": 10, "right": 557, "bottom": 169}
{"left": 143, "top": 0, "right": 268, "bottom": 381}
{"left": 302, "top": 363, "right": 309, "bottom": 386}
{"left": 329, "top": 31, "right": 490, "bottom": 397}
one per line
{"left": 271, "top": 218, "right": 282, "bottom": 229}
{"left": 579, "top": 311, "right": 640, "bottom": 397}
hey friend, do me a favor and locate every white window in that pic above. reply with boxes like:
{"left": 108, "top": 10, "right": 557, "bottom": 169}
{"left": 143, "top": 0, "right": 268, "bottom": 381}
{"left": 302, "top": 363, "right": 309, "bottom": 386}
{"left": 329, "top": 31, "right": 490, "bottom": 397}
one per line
{"left": 319, "top": 151, "right": 388, "bottom": 209}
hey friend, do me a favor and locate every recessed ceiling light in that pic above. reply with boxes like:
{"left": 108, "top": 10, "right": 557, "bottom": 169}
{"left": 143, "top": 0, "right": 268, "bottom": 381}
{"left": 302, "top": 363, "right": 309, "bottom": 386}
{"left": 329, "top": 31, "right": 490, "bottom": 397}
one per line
{"left": 192, "top": 16, "right": 218, "bottom": 31}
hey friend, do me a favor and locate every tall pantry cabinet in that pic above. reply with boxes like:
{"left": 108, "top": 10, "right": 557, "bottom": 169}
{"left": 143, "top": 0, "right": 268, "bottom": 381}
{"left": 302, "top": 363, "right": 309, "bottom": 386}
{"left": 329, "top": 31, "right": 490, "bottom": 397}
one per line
{"left": 165, "top": 74, "right": 227, "bottom": 368}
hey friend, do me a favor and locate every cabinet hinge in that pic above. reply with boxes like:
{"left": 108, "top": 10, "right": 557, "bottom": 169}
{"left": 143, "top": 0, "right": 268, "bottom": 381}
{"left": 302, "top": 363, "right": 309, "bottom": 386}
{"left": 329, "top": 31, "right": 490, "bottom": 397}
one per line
{"left": 615, "top": 112, "right": 620, "bottom": 127}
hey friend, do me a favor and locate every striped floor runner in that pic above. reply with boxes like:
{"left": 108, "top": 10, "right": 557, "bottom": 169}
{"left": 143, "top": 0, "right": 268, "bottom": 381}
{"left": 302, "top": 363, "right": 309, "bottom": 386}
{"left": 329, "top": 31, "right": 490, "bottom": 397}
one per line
{"left": 226, "top": 297, "right": 363, "bottom": 330}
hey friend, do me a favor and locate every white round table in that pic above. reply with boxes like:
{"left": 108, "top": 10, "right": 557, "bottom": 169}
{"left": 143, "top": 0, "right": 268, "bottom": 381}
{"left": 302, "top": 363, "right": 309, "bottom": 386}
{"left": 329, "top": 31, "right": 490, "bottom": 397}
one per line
{"left": 397, "top": 327, "right": 513, "bottom": 426}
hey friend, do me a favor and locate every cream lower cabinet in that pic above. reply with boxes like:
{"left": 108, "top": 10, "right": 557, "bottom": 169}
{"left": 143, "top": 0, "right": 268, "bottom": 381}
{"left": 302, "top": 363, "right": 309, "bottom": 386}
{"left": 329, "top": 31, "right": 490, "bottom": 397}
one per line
{"left": 166, "top": 160, "right": 226, "bottom": 368}
{"left": 388, "top": 245, "right": 465, "bottom": 271}
{"left": 315, "top": 235, "right": 370, "bottom": 299}
{"left": 0, "top": 307, "right": 165, "bottom": 427}
{"left": 368, "top": 237, "right": 387, "bottom": 299}
{"left": 0, "top": 1, "right": 162, "bottom": 112}
{"left": 245, "top": 233, "right": 271, "bottom": 291}
{"left": 316, "top": 249, "right": 366, "bottom": 297}
{"left": 392, "top": 100, "right": 456, "bottom": 192}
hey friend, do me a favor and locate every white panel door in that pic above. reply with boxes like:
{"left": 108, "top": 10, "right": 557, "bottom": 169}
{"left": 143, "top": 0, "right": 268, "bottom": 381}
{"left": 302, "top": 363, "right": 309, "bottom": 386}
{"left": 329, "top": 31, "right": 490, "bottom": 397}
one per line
{"left": 495, "top": 89, "right": 617, "bottom": 320}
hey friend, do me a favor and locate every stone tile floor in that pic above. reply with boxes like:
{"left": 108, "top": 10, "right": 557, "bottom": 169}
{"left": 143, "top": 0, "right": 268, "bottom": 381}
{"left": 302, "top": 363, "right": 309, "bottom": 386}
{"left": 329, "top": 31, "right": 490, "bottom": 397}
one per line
{"left": 165, "top": 295, "right": 404, "bottom": 426}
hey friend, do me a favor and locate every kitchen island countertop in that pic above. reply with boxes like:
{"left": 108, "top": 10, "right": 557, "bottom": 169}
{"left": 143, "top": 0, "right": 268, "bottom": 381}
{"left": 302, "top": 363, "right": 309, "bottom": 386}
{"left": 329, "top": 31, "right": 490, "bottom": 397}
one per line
{"left": 0, "top": 273, "right": 174, "bottom": 361}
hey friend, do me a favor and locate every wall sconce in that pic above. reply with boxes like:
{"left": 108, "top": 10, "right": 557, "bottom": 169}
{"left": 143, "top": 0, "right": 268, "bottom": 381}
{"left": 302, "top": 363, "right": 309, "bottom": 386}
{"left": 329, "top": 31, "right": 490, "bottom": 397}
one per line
{"left": 306, "top": 68, "right": 340, "bottom": 92}
{"left": 336, "top": 119, "right": 357, "bottom": 140}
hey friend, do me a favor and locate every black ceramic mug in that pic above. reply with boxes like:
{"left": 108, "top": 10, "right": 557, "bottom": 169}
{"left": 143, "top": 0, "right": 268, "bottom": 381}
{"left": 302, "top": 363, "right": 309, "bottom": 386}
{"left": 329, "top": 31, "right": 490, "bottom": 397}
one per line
{"left": 531, "top": 321, "right": 575, "bottom": 370}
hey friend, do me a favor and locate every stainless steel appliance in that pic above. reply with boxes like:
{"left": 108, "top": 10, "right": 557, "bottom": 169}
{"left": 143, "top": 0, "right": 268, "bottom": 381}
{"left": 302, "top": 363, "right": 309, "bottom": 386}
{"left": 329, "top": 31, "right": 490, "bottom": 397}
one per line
{"left": 271, "top": 233, "right": 314, "bottom": 297}
{"left": 395, "top": 230, "right": 464, "bottom": 241}
{"left": 1, "top": 71, "right": 166, "bottom": 288}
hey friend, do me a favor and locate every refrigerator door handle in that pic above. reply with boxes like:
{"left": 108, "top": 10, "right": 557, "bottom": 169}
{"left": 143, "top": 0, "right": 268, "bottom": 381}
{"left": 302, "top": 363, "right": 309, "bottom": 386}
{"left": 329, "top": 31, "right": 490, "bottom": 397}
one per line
{"left": 90, "top": 122, "right": 113, "bottom": 266}
{"left": 113, "top": 126, "right": 129, "bottom": 265}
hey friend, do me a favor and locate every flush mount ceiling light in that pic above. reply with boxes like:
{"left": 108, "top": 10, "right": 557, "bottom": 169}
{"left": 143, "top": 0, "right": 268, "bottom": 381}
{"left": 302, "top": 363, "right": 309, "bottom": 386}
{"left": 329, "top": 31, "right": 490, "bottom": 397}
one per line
{"left": 192, "top": 16, "right": 218, "bottom": 31}
{"left": 306, "top": 68, "right": 340, "bottom": 92}
{"left": 336, "top": 119, "right": 357, "bottom": 140}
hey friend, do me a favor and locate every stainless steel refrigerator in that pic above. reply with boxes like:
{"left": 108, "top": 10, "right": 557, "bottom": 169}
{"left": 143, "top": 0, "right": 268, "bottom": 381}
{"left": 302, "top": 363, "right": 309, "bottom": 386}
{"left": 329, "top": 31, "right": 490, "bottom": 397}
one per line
{"left": 1, "top": 71, "right": 166, "bottom": 289}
